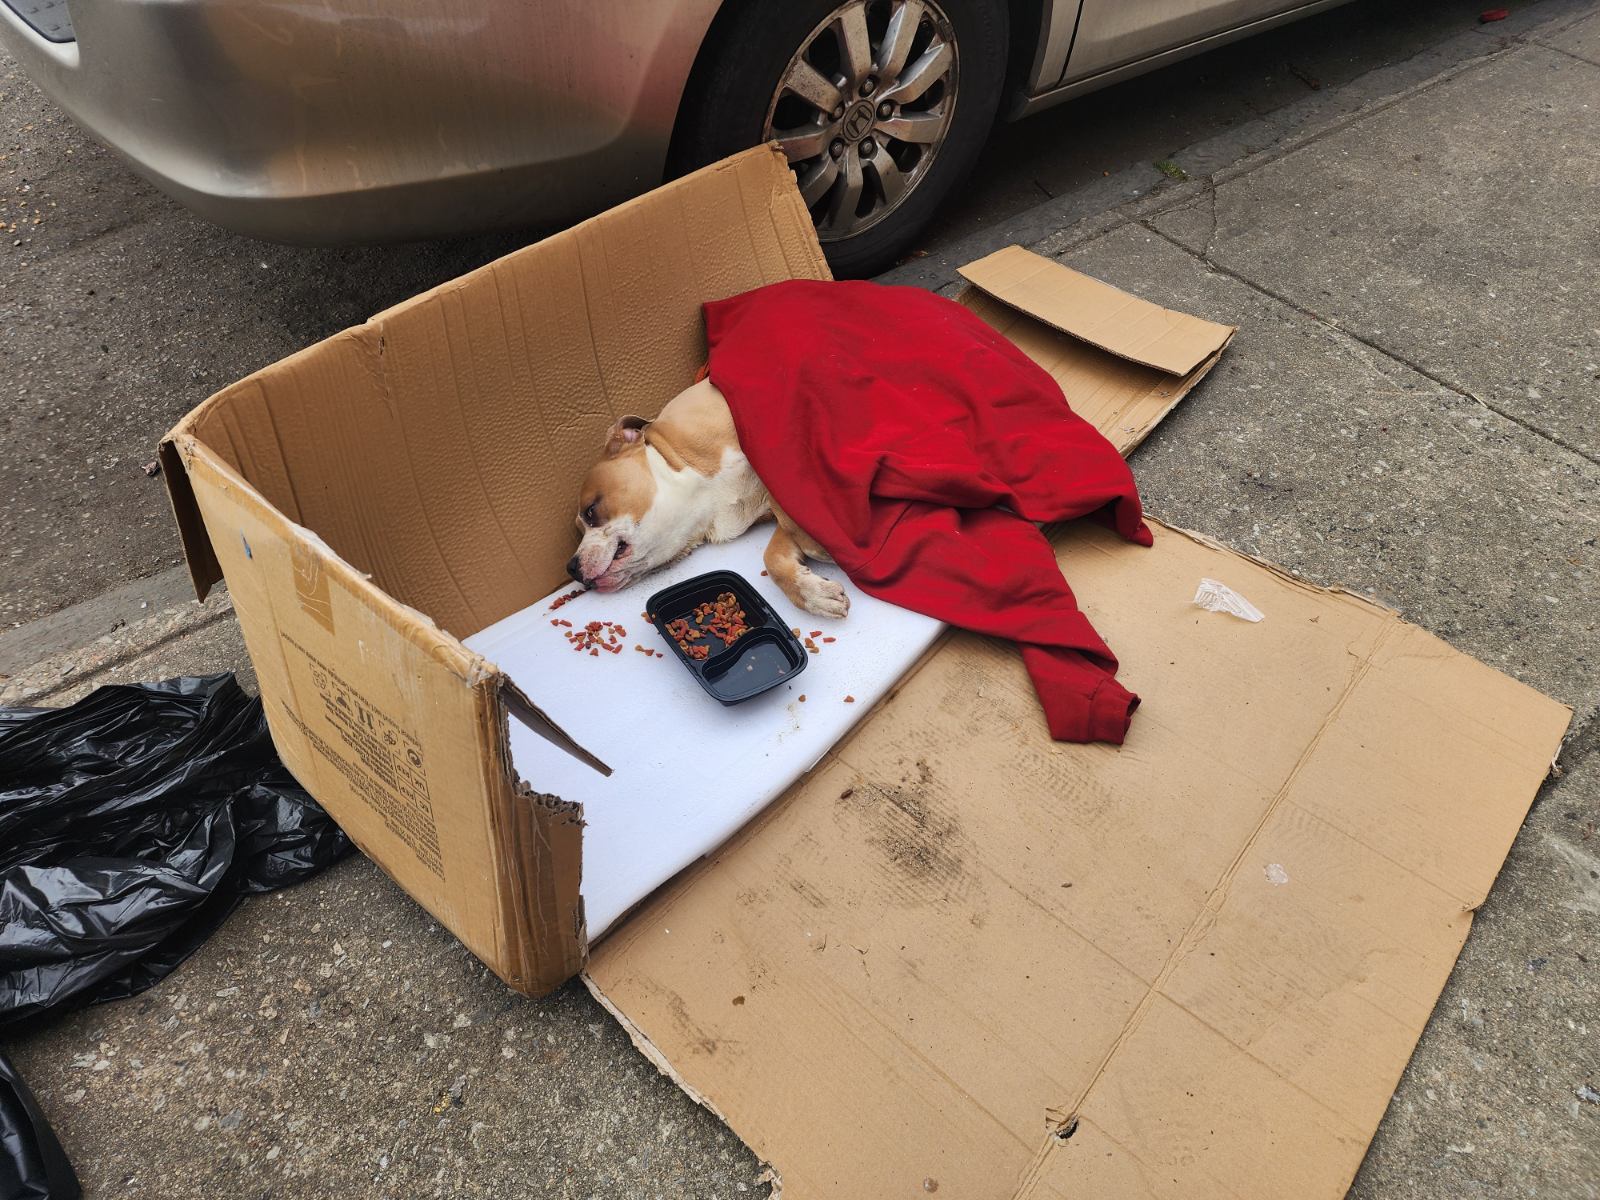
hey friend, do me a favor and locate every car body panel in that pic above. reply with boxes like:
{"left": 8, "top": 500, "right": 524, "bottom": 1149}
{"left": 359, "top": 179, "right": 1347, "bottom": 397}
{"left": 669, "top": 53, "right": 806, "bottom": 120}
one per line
{"left": 1064, "top": 0, "right": 1299, "bottom": 82}
{"left": 1027, "top": 0, "right": 1080, "bottom": 91}
{"left": 1018, "top": 0, "right": 1353, "bottom": 116}
{"left": 0, "top": 0, "right": 721, "bottom": 242}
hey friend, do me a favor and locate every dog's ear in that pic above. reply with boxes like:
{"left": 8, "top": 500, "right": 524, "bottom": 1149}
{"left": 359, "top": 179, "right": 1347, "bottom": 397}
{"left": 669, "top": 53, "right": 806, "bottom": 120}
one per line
{"left": 604, "top": 414, "right": 651, "bottom": 458}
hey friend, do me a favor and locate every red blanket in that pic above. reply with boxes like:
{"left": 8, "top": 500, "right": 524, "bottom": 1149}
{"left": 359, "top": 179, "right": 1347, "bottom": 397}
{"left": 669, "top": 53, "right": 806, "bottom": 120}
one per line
{"left": 704, "top": 280, "right": 1153, "bottom": 745}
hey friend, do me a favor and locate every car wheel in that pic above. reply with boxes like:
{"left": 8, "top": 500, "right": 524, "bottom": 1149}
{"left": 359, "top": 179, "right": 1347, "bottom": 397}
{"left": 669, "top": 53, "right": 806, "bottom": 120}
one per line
{"left": 671, "top": 0, "right": 1008, "bottom": 278}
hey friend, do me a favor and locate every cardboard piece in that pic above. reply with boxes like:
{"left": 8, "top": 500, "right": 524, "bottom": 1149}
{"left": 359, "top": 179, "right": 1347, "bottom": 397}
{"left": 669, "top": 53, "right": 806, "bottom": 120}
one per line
{"left": 955, "top": 245, "right": 1234, "bottom": 454}
{"left": 164, "top": 145, "right": 1569, "bottom": 1198}
{"left": 586, "top": 519, "right": 1569, "bottom": 1198}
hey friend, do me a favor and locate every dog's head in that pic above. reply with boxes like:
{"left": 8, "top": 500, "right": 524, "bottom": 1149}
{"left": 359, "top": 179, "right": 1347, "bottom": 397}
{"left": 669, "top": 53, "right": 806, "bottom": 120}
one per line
{"left": 568, "top": 383, "right": 740, "bottom": 591}
{"left": 567, "top": 416, "right": 656, "bottom": 591}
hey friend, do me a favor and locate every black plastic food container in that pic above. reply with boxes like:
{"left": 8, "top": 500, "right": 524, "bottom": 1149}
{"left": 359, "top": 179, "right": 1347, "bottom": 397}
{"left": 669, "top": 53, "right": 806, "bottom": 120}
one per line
{"left": 645, "top": 571, "right": 807, "bottom": 705}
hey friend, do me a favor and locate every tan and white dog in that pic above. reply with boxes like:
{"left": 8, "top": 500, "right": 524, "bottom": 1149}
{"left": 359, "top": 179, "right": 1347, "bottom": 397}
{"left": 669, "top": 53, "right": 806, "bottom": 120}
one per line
{"left": 567, "top": 379, "right": 848, "bottom": 619}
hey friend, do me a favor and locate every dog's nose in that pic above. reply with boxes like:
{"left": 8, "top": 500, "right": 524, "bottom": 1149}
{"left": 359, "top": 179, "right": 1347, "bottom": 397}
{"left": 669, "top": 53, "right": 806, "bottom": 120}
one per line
{"left": 566, "top": 555, "right": 584, "bottom": 582}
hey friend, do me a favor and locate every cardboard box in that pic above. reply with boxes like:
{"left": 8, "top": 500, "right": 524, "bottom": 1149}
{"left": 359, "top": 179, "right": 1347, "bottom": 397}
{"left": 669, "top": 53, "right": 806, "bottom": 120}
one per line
{"left": 163, "top": 146, "right": 1570, "bottom": 1198}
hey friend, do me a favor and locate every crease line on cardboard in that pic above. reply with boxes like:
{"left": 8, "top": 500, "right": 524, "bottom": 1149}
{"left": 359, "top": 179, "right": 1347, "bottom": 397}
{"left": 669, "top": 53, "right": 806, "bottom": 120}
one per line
{"left": 319, "top": 332, "right": 403, "bottom": 596}
{"left": 1018, "top": 620, "right": 1400, "bottom": 1186}
{"left": 347, "top": 312, "right": 467, "bottom": 623}
{"left": 572, "top": 231, "right": 620, "bottom": 423}
{"left": 436, "top": 287, "right": 546, "bottom": 604}
{"left": 753, "top": 147, "right": 798, "bottom": 282}
{"left": 396, "top": 300, "right": 492, "bottom": 632}
{"left": 731, "top": 151, "right": 767, "bottom": 283}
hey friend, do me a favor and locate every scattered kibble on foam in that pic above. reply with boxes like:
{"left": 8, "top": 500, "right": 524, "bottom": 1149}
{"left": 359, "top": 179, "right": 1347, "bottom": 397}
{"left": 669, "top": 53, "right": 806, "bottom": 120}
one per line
{"left": 564, "top": 618, "right": 626, "bottom": 656}
{"left": 844, "top": 695, "right": 855, "bottom": 703}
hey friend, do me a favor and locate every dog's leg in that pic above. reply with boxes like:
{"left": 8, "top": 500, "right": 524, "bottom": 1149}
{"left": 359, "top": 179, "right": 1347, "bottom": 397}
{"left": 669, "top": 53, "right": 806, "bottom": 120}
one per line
{"left": 764, "top": 524, "right": 849, "bottom": 619}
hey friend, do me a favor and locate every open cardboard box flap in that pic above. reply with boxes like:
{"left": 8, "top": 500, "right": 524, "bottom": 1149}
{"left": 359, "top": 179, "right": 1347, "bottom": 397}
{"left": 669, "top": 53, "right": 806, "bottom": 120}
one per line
{"left": 159, "top": 145, "right": 1570, "bottom": 1199}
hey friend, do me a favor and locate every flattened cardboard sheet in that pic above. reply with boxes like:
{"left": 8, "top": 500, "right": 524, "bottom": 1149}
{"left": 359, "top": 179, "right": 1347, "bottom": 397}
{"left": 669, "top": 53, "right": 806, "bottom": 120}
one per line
{"left": 588, "top": 521, "right": 1569, "bottom": 1200}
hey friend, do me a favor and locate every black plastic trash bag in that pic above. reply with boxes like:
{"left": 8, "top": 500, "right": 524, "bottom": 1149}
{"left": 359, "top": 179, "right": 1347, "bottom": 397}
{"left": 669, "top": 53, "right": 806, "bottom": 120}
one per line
{"left": 0, "top": 674, "right": 353, "bottom": 1200}
{"left": 1, "top": 1052, "right": 77, "bottom": 1200}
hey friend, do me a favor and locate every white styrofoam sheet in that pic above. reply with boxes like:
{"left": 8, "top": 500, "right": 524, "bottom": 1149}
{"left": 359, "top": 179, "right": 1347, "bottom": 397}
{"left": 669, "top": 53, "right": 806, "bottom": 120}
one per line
{"left": 465, "top": 528, "right": 944, "bottom": 937}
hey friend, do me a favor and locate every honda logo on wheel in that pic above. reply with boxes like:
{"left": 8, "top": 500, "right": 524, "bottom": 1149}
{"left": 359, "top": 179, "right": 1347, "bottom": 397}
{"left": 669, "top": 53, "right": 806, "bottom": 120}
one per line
{"left": 842, "top": 102, "right": 874, "bottom": 142}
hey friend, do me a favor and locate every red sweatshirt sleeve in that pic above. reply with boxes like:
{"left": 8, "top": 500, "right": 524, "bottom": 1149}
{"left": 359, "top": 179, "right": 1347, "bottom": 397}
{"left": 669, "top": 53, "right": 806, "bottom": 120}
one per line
{"left": 705, "top": 280, "right": 1152, "bottom": 745}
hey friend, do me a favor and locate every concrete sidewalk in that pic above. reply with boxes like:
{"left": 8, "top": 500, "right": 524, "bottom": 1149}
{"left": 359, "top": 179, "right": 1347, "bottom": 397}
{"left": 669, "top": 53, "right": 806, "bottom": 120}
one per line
{"left": 6, "top": 4, "right": 1599, "bottom": 1196}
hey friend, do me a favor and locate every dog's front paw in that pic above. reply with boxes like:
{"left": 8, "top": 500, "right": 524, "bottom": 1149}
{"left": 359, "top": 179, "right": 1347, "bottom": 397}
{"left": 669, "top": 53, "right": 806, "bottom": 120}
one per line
{"left": 797, "top": 570, "right": 850, "bottom": 620}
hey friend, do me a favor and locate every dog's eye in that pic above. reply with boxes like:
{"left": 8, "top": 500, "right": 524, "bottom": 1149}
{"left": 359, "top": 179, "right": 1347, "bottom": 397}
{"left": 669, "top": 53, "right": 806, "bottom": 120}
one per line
{"left": 583, "top": 501, "right": 600, "bottom": 527}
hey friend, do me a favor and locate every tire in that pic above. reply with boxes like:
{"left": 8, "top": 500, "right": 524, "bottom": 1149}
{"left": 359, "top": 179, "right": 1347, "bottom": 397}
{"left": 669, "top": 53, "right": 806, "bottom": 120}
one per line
{"left": 670, "top": 0, "right": 1008, "bottom": 278}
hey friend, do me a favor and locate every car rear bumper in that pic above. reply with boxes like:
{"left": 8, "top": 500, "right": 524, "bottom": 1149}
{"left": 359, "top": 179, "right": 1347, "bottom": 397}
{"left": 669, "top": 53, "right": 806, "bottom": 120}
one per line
{"left": 0, "top": 0, "right": 721, "bottom": 243}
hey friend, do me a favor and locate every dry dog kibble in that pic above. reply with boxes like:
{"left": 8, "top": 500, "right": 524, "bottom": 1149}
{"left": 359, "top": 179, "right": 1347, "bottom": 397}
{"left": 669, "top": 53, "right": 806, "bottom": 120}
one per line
{"left": 563, "top": 617, "right": 626, "bottom": 656}
{"left": 668, "top": 592, "right": 751, "bottom": 658}
{"left": 822, "top": 636, "right": 836, "bottom": 644}
{"left": 548, "top": 589, "right": 584, "bottom": 612}
{"left": 844, "top": 695, "right": 855, "bottom": 703}
{"left": 692, "top": 593, "right": 749, "bottom": 646}
{"left": 798, "top": 694, "right": 806, "bottom": 702}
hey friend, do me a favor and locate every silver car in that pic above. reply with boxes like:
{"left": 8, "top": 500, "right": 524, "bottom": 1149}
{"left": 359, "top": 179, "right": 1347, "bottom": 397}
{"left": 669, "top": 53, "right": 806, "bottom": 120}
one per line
{"left": 0, "top": 0, "right": 1351, "bottom": 275}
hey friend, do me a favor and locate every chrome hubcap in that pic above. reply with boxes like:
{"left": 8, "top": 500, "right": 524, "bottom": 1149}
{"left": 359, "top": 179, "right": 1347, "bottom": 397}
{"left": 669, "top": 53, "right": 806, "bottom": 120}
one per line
{"left": 764, "top": 0, "right": 959, "bottom": 241}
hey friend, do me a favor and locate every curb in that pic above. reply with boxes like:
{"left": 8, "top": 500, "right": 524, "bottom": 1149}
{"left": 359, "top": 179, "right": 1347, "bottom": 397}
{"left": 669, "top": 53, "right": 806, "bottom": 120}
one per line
{"left": 0, "top": 586, "right": 234, "bottom": 707}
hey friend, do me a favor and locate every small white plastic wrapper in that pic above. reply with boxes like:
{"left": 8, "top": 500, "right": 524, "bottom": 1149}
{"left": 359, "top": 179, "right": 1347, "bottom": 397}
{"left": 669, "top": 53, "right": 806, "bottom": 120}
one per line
{"left": 1193, "top": 577, "right": 1265, "bottom": 622}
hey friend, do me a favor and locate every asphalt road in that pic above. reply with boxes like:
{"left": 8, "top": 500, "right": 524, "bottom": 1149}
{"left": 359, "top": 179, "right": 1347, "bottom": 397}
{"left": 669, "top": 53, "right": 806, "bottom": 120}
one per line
{"left": 0, "top": 0, "right": 1547, "bottom": 629}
